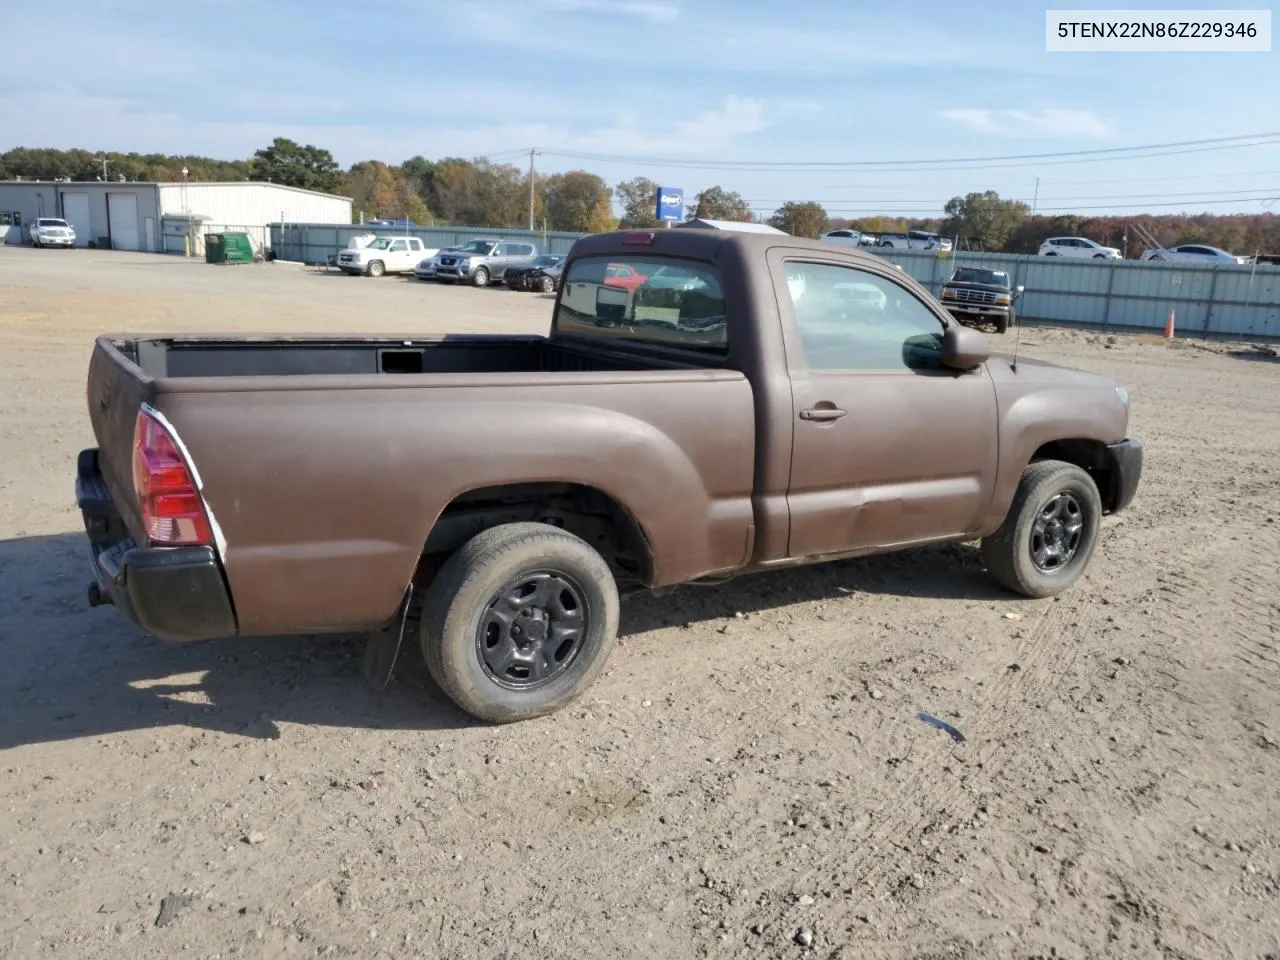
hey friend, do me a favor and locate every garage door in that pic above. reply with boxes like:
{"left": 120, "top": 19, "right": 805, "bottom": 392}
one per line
{"left": 61, "top": 192, "right": 91, "bottom": 247}
{"left": 107, "top": 193, "right": 140, "bottom": 251}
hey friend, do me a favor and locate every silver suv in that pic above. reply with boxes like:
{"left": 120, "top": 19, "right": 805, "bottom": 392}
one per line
{"left": 432, "top": 239, "right": 539, "bottom": 287}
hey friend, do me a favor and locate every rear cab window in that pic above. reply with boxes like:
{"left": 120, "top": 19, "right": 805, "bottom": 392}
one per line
{"left": 553, "top": 255, "right": 728, "bottom": 356}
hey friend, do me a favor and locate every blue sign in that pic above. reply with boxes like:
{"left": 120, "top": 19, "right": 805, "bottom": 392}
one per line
{"left": 655, "top": 186, "right": 684, "bottom": 222}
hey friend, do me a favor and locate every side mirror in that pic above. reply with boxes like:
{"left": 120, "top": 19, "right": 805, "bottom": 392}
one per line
{"left": 940, "top": 324, "right": 990, "bottom": 371}
{"left": 1015, "top": 284, "right": 1025, "bottom": 297}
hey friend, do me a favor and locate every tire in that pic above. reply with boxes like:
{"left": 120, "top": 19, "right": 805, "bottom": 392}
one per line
{"left": 472, "top": 266, "right": 490, "bottom": 288}
{"left": 1093, "top": 253, "right": 1107, "bottom": 259}
{"left": 420, "top": 522, "right": 620, "bottom": 723}
{"left": 539, "top": 275, "right": 556, "bottom": 294}
{"left": 1151, "top": 254, "right": 1164, "bottom": 262}
{"left": 980, "top": 460, "right": 1103, "bottom": 599}
{"left": 1044, "top": 251, "right": 1058, "bottom": 257}
{"left": 366, "top": 260, "right": 385, "bottom": 278}
{"left": 995, "top": 313, "right": 1009, "bottom": 335}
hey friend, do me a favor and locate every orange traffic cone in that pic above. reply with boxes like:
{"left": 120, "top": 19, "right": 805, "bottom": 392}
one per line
{"left": 1164, "top": 308, "right": 1176, "bottom": 338}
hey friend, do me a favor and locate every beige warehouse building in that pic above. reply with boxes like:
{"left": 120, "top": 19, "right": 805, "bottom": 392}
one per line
{"left": 0, "top": 179, "right": 351, "bottom": 254}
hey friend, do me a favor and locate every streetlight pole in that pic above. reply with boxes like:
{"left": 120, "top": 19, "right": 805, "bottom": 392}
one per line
{"left": 527, "top": 148, "right": 539, "bottom": 232}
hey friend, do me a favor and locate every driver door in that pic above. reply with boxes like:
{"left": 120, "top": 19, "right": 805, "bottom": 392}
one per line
{"left": 769, "top": 251, "right": 1000, "bottom": 558}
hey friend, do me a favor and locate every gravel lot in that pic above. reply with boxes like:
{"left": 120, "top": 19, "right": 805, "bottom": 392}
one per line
{"left": 2, "top": 247, "right": 1278, "bottom": 960}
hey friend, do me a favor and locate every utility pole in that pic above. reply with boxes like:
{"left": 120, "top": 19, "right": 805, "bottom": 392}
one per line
{"left": 527, "top": 148, "right": 539, "bottom": 232}
{"left": 1031, "top": 177, "right": 1040, "bottom": 216}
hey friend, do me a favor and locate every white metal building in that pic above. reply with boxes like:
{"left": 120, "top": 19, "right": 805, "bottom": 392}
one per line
{"left": 0, "top": 180, "right": 352, "bottom": 253}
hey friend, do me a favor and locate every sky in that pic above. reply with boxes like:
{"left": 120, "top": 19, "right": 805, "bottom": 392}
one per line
{"left": 2, "top": 0, "right": 1277, "bottom": 218}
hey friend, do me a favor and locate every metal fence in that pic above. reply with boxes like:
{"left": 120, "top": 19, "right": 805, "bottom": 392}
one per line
{"left": 261, "top": 223, "right": 1280, "bottom": 341}
{"left": 869, "top": 248, "right": 1280, "bottom": 340}
{"left": 161, "top": 223, "right": 270, "bottom": 258}
{"left": 268, "top": 223, "right": 586, "bottom": 265}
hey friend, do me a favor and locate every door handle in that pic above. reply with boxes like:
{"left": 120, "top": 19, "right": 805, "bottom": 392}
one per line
{"left": 800, "top": 405, "right": 847, "bottom": 422}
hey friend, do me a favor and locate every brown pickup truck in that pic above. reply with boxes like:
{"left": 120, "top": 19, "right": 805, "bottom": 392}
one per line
{"left": 76, "top": 228, "right": 1142, "bottom": 723}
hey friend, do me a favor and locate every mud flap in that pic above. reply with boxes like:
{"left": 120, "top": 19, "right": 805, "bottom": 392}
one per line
{"left": 362, "top": 584, "right": 414, "bottom": 691}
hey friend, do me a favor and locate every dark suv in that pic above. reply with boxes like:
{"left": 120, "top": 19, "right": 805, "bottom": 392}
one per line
{"left": 938, "top": 266, "right": 1023, "bottom": 334}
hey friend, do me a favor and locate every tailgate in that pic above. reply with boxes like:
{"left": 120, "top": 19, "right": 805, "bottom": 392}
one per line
{"left": 86, "top": 336, "right": 156, "bottom": 539}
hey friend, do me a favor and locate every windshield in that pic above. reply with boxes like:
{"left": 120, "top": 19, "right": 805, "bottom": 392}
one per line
{"left": 38, "top": 219, "right": 69, "bottom": 228}
{"left": 459, "top": 240, "right": 496, "bottom": 254}
{"left": 554, "top": 255, "right": 728, "bottom": 355}
{"left": 950, "top": 267, "right": 1009, "bottom": 287}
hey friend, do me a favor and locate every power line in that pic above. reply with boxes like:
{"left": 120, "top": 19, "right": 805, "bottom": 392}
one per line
{"left": 743, "top": 187, "right": 1280, "bottom": 205}
{"left": 530, "top": 131, "right": 1280, "bottom": 172}
{"left": 764, "top": 195, "right": 1280, "bottom": 215}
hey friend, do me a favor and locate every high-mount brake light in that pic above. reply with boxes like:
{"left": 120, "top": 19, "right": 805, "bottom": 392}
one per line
{"left": 132, "top": 409, "right": 213, "bottom": 547}
{"left": 622, "top": 232, "right": 656, "bottom": 245}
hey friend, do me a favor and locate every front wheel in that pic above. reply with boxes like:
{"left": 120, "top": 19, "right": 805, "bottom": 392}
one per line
{"left": 472, "top": 266, "right": 490, "bottom": 288}
{"left": 980, "top": 460, "right": 1102, "bottom": 598}
{"left": 420, "top": 522, "right": 620, "bottom": 723}
{"left": 366, "top": 259, "right": 385, "bottom": 278}
{"left": 539, "top": 275, "right": 556, "bottom": 294}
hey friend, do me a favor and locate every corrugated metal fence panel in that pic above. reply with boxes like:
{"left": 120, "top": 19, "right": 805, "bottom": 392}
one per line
{"left": 869, "top": 249, "right": 1280, "bottom": 340}
{"left": 269, "top": 223, "right": 586, "bottom": 264}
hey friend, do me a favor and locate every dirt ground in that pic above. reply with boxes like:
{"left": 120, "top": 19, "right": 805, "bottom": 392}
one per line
{"left": 1, "top": 247, "right": 1278, "bottom": 960}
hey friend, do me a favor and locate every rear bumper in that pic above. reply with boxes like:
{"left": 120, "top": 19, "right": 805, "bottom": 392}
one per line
{"left": 1104, "top": 438, "right": 1143, "bottom": 514}
{"left": 76, "top": 448, "right": 237, "bottom": 642}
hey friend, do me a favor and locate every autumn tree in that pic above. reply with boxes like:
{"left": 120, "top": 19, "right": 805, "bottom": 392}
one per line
{"left": 250, "top": 137, "right": 341, "bottom": 192}
{"left": 769, "top": 201, "right": 828, "bottom": 238}
{"left": 942, "top": 191, "right": 1029, "bottom": 251}
{"left": 614, "top": 177, "right": 661, "bottom": 228}
{"left": 343, "top": 161, "right": 430, "bottom": 223}
{"left": 688, "top": 185, "right": 753, "bottom": 222}
{"left": 544, "top": 170, "right": 613, "bottom": 232}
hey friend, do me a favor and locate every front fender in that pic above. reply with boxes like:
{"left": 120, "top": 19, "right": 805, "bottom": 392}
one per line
{"left": 980, "top": 378, "right": 1128, "bottom": 533}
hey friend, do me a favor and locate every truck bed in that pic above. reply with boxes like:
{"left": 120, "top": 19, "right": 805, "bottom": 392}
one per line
{"left": 118, "top": 333, "right": 703, "bottom": 379}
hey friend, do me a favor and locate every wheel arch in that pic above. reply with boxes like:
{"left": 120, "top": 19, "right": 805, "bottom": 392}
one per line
{"left": 1029, "top": 438, "right": 1121, "bottom": 512}
{"left": 415, "top": 481, "right": 656, "bottom": 593}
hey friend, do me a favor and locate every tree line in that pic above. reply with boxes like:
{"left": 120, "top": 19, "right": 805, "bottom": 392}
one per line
{"left": 3, "top": 141, "right": 1275, "bottom": 254}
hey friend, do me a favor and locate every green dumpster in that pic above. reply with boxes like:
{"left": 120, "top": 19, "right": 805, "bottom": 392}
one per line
{"left": 205, "top": 232, "right": 255, "bottom": 264}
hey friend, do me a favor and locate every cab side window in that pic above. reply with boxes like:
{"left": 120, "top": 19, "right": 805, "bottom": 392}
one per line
{"left": 390, "top": 239, "right": 408, "bottom": 252}
{"left": 781, "top": 261, "right": 945, "bottom": 372}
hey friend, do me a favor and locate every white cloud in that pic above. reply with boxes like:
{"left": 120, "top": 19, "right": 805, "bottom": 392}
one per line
{"left": 546, "top": 0, "right": 680, "bottom": 23}
{"left": 0, "top": 89, "right": 774, "bottom": 168}
{"left": 939, "top": 108, "right": 1112, "bottom": 139}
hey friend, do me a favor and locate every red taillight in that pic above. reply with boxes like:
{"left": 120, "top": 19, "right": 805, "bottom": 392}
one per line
{"left": 132, "top": 410, "right": 213, "bottom": 547}
{"left": 622, "top": 231, "right": 656, "bottom": 245}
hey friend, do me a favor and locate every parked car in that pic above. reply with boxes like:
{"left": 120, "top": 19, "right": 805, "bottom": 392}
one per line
{"left": 414, "top": 244, "right": 466, "bottom": 282}
{"left": 28, "top": 217, "right": 76, "bottom": 248}
{"left": 75, "top": 228, "right": 1142, "bottom": 724}
{"left": 938, "top": 266, "right": 1024, "bottom": 335}
{"left": 1139, "top": 244, "right": 1249, "bottom": 265}
{"left": 505, "top": 255, "right": 565, "bottom": 292}
{"left": 336, "top": 236, "right": 437, "bottom": 277}
{"left": 432, "top": 239, "right": 539, "bottom": 287}
{"left": 820, "top": 229, "right": 875, "bottom": 248}
{"left": 876, "top": 230, "right": 953, "bottom": 252}
{"left": 1037, "top": 237, "right": 1122, "bottom": 260}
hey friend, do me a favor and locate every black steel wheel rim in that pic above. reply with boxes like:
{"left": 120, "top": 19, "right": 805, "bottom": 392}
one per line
{"left": 475, "top": 570, "right": 590, "bottom": 689}
{"left": 1030, "top": 491, "right": 1086, "bottom": 573}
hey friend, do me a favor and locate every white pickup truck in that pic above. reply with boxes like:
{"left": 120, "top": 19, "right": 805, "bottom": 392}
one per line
{"left": 876, "top": 230, "right": 953, "bottom": 253}
{"left": 335, "top": 236, "right": 438, "bottom": 277}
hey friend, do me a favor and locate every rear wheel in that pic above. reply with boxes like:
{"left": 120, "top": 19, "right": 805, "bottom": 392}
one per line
{"left": 420, "top": 522, "right": 620, "bottom": 723}
{"left": 539, "top": 275, "right": 556, "bottom": 294}
{"left": 367, "top": 259, "right": 385, "bottom": 278}
{"left": 981, "top": 460, "right": 1102, "bottom": 598}
{"left": 472, "top": 266, "right": 490, "bottom": 288}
